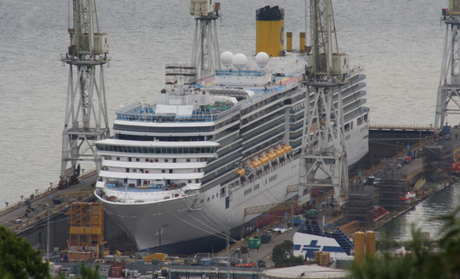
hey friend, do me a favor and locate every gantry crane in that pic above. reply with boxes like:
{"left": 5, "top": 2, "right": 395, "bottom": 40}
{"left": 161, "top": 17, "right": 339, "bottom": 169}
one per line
{"left": 60, "top": 0, "right": 110, "bottom": 187}
{"left": 190, "top": 0, "right": 221, "bottom": 80}
{"left": 435, "top": 0, "right": 460, "bottom": 132}
{"left": 299, "top": 0, "right": 349, "bottom": 206}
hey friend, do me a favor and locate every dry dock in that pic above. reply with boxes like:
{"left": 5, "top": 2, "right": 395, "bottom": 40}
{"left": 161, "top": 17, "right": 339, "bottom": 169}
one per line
{"left": 3, "top": 125, "right": 460, "bottom": 259}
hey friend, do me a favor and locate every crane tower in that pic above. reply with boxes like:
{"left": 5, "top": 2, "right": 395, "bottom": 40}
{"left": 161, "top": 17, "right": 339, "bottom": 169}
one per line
{"left": 59, "top": 0, "right": 110, "bottom": 186}
{"left": 190, "top": 0, "right": 221, "bottom": 80}
{"left": 299, "top": 0, "right": 349, "bottom": 206}
{"left": 435, "top": 0, "right": 460, "bottom": 131}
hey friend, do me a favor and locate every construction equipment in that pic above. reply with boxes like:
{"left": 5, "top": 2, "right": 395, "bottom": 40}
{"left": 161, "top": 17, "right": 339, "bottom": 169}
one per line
{"left": 60, "top": 0, "right": 111, "bottom": 186}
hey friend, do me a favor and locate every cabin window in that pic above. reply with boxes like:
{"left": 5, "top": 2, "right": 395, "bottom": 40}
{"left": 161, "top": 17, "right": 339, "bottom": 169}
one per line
{"left": 364, "top": 114, "right": 368, "bottom": 122}
{"left": 155, "top": 159, "right": 159, "bottom": 162}
{"left": 357, "top": 117, "right": 363, "bottom": 126}
{"left": 145, "top": 159, "right": 149, "bottom": 162}
{"left": 173, "top": 158, "right": 177, "bottom": 163}
{"left": 162, "top": 170, "right": 166, "bottom": 173}
{"left": 187, "top": 159, "right": 191, "bottom": 162}
{"left": 165, "top": 159, "right": 169, "bottom": 162}
{"left": 128, "top": 157, "right": 132, "bottom": 162}
{"left": 117, "top": 157, "right": 120, "bottom": 161}
{"left": 126, "top": 168, "right": 129, "bottom": 173}
{"left": 136, "top": 158, "right": 140, "bottom": 162}
{"left": 345, "top": 123, "right": 350, "bottom": 132}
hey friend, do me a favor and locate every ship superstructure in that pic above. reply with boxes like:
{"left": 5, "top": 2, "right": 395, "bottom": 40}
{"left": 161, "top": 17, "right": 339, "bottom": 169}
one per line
{"left": 94, "top": 4, "right": 369, "bottom": 253}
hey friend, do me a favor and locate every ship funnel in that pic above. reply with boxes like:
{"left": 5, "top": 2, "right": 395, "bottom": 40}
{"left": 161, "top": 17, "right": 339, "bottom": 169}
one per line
{"left": 256, "top": 6, "right": 284, "bottom": 57}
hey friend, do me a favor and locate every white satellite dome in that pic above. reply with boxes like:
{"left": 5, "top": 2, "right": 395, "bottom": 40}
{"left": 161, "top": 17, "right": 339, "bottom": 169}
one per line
{"left": 255, "top": 52, "right": 269, "bottom": 68}
{"left": 232, "top": 53, "right": 248, "bottom": 70}
{"left": 221, "top": 51, "right": 234, "bottom": 69}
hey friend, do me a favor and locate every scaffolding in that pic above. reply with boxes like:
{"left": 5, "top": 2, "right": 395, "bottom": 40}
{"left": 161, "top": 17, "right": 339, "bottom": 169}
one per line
{"left": 423, "top": 141, "right": 453, "bottom": 182}
{"left": 67, "top": 202, "right": 106, "bottom": 258}
{"left": 375, "top": 170, "right": 405, "bottom": 212}
{"left": 342, "top": 187, "right": 375, "bottom": 226}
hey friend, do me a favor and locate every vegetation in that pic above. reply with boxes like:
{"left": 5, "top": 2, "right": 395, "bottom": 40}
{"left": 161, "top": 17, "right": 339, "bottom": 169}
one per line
{"left": 0, "top": 226, "right": 50, "bottom": 279}
{"left": 350, "top": 203, "right": 460, "bottom": 279}
{"left": 272, "top": 240, "right": 304, "bottom": 268}
{"left": 56, "top": 264, "right": 99, "bottom": 279}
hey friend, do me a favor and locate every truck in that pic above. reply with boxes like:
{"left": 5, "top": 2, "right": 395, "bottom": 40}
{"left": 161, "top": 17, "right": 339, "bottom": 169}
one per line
{"left": 260, "top": 230, "right": 272, "bottom": 243}
{"left": 191, "top": 253, "right": 211, "bottom": 265}
{"left": 307, "top": 209, "right": 318, "bottom": 219}
{"left": 396, "top": 158, "right": 405, "bottom": 168}
{"left": 248, "top": 236, "right": 261, "bottom": 249}
{"left": 287, "top": 215, "right": 302, "bottom": 226}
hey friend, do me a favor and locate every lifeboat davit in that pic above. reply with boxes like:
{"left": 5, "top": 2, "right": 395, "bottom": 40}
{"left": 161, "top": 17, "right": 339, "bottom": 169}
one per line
{"left": 250, "top": 159, "right": 262, "bottom": 168}
{"left": 258, "top": 155, "right": 269, "bottom": 164}
{"left": 236, "top": 169, "right": 246, "bottom": 176}
{"left": 282, "top": 144, "right": 292, "bottom": 153}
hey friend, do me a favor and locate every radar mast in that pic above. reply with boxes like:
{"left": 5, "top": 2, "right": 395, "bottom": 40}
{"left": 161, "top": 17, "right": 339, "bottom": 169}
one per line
{"left": 59, "top": 0, "right": 110, "bottom": 186}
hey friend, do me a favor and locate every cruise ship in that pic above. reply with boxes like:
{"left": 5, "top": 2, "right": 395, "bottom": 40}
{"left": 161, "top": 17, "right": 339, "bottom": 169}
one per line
{"left": 95, "top": 5, "right": 369, "bottom": 253}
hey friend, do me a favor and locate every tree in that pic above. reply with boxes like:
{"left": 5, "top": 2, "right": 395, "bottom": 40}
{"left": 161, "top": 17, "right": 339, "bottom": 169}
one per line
{"left": 272, "top": 240, "right": 304, "bottom": 267}
{"left": 0, "top": 226, "right": 50, "bottom": 279}
{"left": 56, "top": 264, "right": 99, "bottom": 279}
{"left": 350, "top": 202, "right": 460, "bottom": 279}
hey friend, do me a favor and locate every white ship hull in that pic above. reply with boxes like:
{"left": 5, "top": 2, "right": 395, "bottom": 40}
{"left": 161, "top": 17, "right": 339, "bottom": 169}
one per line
{"left": 95, "top": 123, "right": 368, "bottom": 251}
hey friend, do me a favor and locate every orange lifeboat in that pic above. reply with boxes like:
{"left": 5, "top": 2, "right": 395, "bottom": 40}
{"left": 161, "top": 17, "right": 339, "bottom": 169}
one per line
{"left": 282, "top": 144, "right": 292, "bottom": 153}
{"left": 266, "top": 152, "right": 277, "bottom": 161}
{"left": 274, "top": 148, "right": 285, "bottom": 157}
{"left": 258, "top": 155, "right": 269, "bottom": 164}
{"left": 250, "top": 159, "right": 262, "bottom": 168}
{"left": 236, "top": 169, "right": 246, "bottom": 176}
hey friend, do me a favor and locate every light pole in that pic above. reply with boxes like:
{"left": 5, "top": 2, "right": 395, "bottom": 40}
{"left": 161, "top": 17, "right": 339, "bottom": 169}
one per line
{"left": 226, "top": 226, "right": 230, "bottom": 279}
{"left": 20, "top": 196, "right": 24, "bottom": 212}
{"left": 46, "top": 203, "right": 50, "bottom": 260}
{"left": 4, "top": 202, "right": 8, "bottom": 223}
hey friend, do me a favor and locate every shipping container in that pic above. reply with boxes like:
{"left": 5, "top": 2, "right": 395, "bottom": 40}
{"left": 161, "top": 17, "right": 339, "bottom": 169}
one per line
{"left": 111, "top": 266, "right": 122, "bottom": 278}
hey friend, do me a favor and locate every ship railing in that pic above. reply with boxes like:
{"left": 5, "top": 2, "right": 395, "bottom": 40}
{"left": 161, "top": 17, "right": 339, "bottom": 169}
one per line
{"left": 106, "top": 183, "right": 187, "bottom": 192}
{"left": 215, "top": 69, "right": 266, "bottom": 77}
{"left": 116, "top": 106, "right": 238, "bottom": 123}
